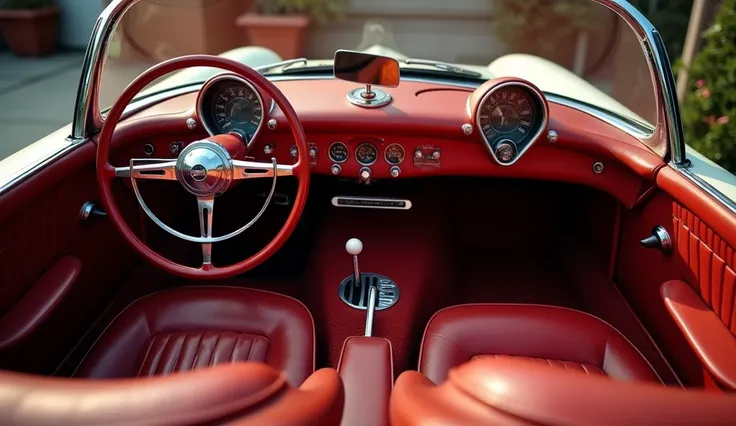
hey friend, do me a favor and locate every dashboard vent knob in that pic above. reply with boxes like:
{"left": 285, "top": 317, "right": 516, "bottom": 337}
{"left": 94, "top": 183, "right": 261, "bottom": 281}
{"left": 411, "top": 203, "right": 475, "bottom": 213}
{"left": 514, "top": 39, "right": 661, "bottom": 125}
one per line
{"left": 495, "top": 140, "right": 517, "bottom": 164}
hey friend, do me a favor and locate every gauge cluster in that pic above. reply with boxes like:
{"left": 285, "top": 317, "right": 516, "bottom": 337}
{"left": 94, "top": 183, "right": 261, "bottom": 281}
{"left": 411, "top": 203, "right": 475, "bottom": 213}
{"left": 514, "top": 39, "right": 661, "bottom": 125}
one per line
{"left": 468, "top": 78, "right": 549, "bottom": 166}
{"left": 197, "top": 74, "right": 269, "bottom": 146}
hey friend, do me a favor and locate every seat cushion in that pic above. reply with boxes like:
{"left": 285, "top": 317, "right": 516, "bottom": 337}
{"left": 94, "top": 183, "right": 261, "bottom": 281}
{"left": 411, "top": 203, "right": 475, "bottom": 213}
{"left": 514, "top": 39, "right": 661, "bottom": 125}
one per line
{"left": 419, "top": 304, "right": 660, "bottom": 384}
{"left": 75, "top": 286, "right": 315, "bottom": 386}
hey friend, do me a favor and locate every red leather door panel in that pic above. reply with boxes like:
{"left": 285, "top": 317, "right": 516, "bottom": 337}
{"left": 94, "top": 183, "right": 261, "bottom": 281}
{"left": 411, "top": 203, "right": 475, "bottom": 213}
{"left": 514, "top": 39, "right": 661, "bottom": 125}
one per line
{"left": 0, "top": 142, "right": 139, "bottom": 374}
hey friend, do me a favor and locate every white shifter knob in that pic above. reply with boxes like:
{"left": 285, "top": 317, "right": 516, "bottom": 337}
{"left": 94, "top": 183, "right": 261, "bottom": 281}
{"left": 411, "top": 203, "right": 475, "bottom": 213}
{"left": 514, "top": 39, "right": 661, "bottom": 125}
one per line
{"left": 346, "top": 238, "right": 363, "bottom": 255}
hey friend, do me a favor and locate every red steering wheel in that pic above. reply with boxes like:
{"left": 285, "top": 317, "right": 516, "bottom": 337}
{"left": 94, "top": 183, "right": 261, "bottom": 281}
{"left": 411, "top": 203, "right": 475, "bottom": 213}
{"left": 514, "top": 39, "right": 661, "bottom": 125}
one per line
{"left": 96, "top": 55, "right": 310, "bottom": 280}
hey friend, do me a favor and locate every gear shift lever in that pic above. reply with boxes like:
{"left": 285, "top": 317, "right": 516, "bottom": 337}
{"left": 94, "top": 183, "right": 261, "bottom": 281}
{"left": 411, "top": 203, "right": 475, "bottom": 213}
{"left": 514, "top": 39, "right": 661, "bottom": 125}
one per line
{"left": 346, "top": 238, "right": 377, "bottom": 336}
{"left": 346, "top": 238, "right": 363, "bottom": 287}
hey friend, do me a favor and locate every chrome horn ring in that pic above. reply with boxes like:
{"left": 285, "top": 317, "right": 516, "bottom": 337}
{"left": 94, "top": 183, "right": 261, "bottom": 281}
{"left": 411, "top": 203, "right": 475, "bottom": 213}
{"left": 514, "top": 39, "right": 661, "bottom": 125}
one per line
{"left": 126, "top": 152, "right": 280, "bottom": 245}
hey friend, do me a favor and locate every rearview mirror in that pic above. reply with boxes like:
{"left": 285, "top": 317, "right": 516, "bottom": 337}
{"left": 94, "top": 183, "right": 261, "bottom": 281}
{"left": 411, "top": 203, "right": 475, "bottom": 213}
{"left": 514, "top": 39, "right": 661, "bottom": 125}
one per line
{"left": 333, "top": 50, "right": 400, "bottom": 88}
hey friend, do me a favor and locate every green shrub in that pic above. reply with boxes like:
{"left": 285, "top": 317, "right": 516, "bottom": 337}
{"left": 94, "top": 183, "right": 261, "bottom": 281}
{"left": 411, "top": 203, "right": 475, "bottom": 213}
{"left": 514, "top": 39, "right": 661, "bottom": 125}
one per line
{"left": 1, "top": 0, "right": 54, "bottom": 9}
{"left": 681, "top": 0, "right": 736, "bottom": 171}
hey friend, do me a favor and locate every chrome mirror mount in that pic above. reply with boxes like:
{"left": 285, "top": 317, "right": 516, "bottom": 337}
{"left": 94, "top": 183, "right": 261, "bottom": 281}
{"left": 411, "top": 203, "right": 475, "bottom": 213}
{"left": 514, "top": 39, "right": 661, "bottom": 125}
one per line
{"left": 334, "top": 49, "right": 400, "bottom": 108}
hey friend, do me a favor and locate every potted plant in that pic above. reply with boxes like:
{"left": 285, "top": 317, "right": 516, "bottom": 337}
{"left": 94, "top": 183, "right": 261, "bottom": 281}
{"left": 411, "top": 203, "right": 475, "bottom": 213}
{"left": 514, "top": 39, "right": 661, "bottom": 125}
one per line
{"left": 0, "top": 0, "right": 60, "bottom": 57}
{"left": 237, "top": 0, "right": 348, "bottom": 59}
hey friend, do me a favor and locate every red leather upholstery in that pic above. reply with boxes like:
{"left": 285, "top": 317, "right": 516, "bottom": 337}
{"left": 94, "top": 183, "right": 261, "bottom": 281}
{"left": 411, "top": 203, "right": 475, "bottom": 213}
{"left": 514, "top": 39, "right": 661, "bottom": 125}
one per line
{"left": 75, "top": 286, "right": 315, "bottom": 386}
{"left": 337, "top": 336, "right": 393, "bottom": 426}
{"left": 419, "top": 304, "right": 660, "bottom": 383}
{"left": 662, "top": 280, "right": 736, "bottom": 389}
{"left": 391, "top": 357, "right": 736, "bottom": 426}
{"left": 0, "top": 362, "right": 343, "bottom": 426}
{"left": 0, "top": 256, "right": 80, "bottom": 349}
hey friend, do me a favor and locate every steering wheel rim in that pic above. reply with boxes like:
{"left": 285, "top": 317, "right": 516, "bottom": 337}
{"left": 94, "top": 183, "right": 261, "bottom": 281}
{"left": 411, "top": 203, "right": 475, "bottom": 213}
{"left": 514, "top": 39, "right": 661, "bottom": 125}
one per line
{"left": 96, "top": 54, "right": 310, "bottom": 280}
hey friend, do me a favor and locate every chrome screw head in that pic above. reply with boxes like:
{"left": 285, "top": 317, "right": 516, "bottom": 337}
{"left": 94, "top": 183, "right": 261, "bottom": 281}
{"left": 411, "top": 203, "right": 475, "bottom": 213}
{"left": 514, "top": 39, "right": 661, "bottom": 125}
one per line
{"left": 547, "top": 130, "right": 559, "bottom": 143}
{"left": 462, "top": 124, "right": 473, "bottom": 135}
{"left": 268, "top": 119, "right": 277, "bottom": 130}
{"left": 186, "top": 118, "right": 198, "bottom": 130}
{"left": 593, "top": 161, "right": 605, "bottom": 174}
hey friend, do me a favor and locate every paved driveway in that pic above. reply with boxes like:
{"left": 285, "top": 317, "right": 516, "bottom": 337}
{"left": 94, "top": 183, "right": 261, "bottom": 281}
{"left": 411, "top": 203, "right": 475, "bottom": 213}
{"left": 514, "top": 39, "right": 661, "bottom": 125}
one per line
{"left": 0, "top": 52, "right": 83, "bottom": 161}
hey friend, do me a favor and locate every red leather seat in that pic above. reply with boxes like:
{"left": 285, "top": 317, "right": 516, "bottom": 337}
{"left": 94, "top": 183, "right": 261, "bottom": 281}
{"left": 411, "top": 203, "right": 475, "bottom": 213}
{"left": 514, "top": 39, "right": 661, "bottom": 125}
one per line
{"left": 1, "top": 363, "right": 343, "bottom": 425}
{"left": 419, "top": 304, "right": 660, "bottom": 384}
{"left": 75, "top": 286, "right": 315, "bottom": 386}
{"left": 391, "top": 358, "right": 736, "bottom": 426}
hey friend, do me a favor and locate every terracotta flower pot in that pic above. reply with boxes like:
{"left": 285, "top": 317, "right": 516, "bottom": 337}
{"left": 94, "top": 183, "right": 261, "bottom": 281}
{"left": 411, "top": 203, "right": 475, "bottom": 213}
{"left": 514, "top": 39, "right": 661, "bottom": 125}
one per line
{"left": 236, "top": 13, "right": 310, "bottom": 60}
{"left": 0, "top": 6, "right": 60, "bottom": 57}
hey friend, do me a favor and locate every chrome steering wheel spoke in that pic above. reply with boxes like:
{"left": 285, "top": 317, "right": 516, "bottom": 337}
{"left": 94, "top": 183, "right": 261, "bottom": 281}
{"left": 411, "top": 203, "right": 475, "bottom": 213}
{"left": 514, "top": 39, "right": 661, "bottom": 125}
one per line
{"left": 115, "top": 159, "right": 178, "bottom": 181}
{"left": 197, "top": 196, "right": 214, "bottom": 266}
{"left": 232, "top": 159, "right": 294, "bottom": 180}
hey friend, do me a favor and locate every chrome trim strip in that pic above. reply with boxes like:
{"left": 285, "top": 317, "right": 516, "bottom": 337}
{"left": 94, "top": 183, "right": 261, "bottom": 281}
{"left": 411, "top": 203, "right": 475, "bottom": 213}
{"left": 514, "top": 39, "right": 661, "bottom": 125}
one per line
{"left": 545, "top": 94, "right": 652, "bottom": 139}
{"left": 331, "top": 196, "right": 412, "bottom": 210}
{"left": 590, "top": 0, "right": 685, "bottom": 164}
{"left": 0, "top": 137, "right": 80, "bottom": 196}
{"left": 73, "top": 0, "right": 144, "bottom": 139}
{"left": 671, "top": 164, "right": 736, "bottom": 216}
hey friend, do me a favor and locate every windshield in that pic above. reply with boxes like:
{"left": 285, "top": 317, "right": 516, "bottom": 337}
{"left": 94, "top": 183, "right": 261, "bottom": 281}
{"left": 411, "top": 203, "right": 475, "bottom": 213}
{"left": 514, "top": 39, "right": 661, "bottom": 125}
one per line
{"left": 99, "top": 0, "right": 657, "bottom": 133}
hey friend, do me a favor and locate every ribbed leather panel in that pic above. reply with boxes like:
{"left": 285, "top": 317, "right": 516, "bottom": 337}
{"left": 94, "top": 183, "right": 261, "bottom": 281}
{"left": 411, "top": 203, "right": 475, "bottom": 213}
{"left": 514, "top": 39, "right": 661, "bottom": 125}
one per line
{"left": 473, "top": 354, "right": 606, "bottom": 377}
{"left": 136, "top": 331, "right": 270, "bottom": 377}
{"left": 673, "top": 204, "right": 736, "bottom": 334}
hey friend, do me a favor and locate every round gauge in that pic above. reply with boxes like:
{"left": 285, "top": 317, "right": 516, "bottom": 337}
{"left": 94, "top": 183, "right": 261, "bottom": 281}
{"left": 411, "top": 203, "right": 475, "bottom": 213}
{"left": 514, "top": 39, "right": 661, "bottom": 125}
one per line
{"left": 198, "top": 75, "right": 264, "bottom": 144}
{"left": 355, "top": 143, "right": 378, "bottom": 165}
{"left": 384, "top": 143, "right": 405, "bottom": 165}
{"left": 328, "top": 141, "right": 349, "bottom": 163}
{"left": 478, "top": 85, "right": 537, "bottom": 141}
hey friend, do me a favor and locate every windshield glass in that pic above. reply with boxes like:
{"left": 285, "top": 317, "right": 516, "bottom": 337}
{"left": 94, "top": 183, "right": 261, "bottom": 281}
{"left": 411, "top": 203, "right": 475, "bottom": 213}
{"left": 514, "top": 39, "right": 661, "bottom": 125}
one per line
{"left": 99, "top": 0, "right": 657, "bottom": 133}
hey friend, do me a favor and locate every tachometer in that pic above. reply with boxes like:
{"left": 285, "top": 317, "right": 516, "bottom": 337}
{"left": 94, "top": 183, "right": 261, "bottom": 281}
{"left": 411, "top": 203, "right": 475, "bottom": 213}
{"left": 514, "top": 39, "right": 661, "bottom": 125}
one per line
{"left": 198, "top": 75, "right": 264, "bottom": 145}
{"left": 355, "top": 143, "right": 378, "bottom": 165}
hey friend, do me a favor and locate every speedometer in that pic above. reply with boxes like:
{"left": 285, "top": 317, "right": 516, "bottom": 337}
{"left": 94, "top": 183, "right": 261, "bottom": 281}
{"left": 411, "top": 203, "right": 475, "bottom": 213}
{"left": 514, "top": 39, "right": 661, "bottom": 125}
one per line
{"left": 479, "top": 86, "right": 536, "bottom": 139}
{"left": 198, "top": 75, "right": 265, "bottom": 145}
{"left": 470, "top": 79, "right": 548, "bottom": 166}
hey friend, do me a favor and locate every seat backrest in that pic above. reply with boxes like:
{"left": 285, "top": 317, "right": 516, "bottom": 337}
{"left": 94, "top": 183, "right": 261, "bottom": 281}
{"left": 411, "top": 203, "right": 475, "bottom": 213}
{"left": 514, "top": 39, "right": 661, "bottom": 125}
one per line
{"left": 0, "top": 363, "right": 343, "bottom": 426}
{"left": 390, "top": 358, "right": 736, "bottom": 426}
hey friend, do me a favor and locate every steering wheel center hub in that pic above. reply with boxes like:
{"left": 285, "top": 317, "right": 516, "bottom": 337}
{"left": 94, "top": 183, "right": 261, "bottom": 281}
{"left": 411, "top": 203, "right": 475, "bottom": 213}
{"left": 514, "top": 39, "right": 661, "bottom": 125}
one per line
{"left": 176, "top": 141, "right": 233, "bottom": 196}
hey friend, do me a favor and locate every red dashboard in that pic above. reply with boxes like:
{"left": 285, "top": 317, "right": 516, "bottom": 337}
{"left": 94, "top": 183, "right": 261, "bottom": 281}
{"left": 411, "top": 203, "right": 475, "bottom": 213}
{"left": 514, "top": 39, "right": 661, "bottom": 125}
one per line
{"left": 106, "top": 77, "right": 665, "bottom": 208}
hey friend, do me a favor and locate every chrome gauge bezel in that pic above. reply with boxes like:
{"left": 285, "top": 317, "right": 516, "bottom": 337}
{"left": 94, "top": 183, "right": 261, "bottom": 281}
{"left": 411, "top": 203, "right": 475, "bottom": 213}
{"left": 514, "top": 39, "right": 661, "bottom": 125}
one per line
{"left": 384, "top": 143, "right": 406, "bottom": 165}
{"left": 196, "top": 73, "right": 270, "bottom": 146}
{"left": 474, "top": 81, "right": 549, "bottom": 167}
{"left": 328, "top": 141, "right": 349, "bottom": 163}
{"left": 355, "top": 142, "right": 378, "bottom": 166}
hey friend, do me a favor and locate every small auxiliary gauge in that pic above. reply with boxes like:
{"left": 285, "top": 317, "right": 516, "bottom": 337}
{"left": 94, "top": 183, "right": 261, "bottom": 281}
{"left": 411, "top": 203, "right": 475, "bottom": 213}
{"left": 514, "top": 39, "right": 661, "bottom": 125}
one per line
{"left": 328, "top": 141, "right": 349, "bottom": 163}
{"left": 384, "top": 143, "right": 405, "bottom": 165}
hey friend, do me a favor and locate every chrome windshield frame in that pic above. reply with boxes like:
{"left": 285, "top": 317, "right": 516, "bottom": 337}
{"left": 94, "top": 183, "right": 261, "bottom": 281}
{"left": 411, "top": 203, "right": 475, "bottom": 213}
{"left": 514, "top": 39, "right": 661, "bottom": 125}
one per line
{"left": 72, "top": 0, "right": 685, "bottom": 165}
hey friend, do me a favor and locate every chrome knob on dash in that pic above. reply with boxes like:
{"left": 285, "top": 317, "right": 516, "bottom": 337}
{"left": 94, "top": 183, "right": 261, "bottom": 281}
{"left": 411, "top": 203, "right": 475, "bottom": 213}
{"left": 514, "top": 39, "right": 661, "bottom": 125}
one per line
{"left": 495, "top": 140, "right": 516, "bottom": 164}
{"left": 331, "top": 164, "right": 341, "bottom": 175}
{"left": 640, "top": 226, "right": 672, "bottom": 255}
{"left": 390, "top": 166, "right": 401, "bottom": 178}
{"left": 289, "top": 145, "right": 298, "bottom": 158}
{"left": 308, "top": 146, "right": 318, "bottom": 159}
{"left": 264, "top": 144, "right": 274, "bottom": 154}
